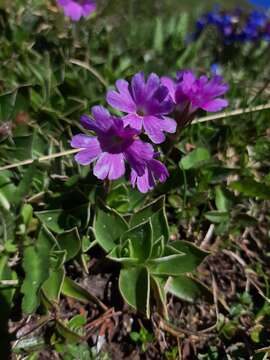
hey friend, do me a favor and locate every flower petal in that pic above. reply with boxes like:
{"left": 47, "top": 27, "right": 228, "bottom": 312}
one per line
{"left": 71, "top": 136, "right": 101, "bottom": 165}
{"left": 161, "top": 117, "right": 177, "bottom": 133}
{"left": 58, "top": 0, "right": 69, "bottom": 5}
{"left": 71, "top": 134, "right": 99, "bottom": 148}
{"left": 180, "top": 70, "right": 196, "bottom": 85}
{"left": 124, "top": 139, "right": 154, "bottom": 176}
{"left": 91, "top": 106, "right": 113, "bottom": 131}
{"left": 146, "top": 93, "right": 174, "bottom": 115}
{"left": 74, "top": 149, "right": 97, "bottom": 165}
{"left": 143, "top": 116, "right": 166, "bottom": 144}
{"left": 123, "top": 114, "right": 143, "bottom": 131}
{"left": 130, "top": 158, "right": 169, "bottom": 193}
{"left": 115, "top": 79, "right": 132, "bottom": 96}
{"left": 148, "top": 159, "right": 169, "bottom": 182}
{"left": 106, "top": 89, "right": 136, "bottom": 113}
{"left": 130, "top": 168, "right": 155, "bottom": 193}
{"left": 161, "top": 76, "right": 176, "bottom": 102}
{"left": 80, "top": 115, "right": 96, "bottom": 131}
{"left": 131, "top": 72, "right": 146, "bottom": 105}
{"left": 81, "top": 1, "right": 96, "bottom": 17}
{"left": 204, "top": 76, "right": 229, "bottom": 97}
{"left": 201, "top": 98, "right": 228, "bottom": 112}
{"left": 94, "top": 153, "right": 125, "bottom": 180}
{"left": 145, "top": 73, "right": 160, "bottom": 99}
{"left": 63, "top": 3, "right": 83, "bottom": 21}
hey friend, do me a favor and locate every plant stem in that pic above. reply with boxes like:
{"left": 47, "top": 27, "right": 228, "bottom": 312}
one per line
{"left": 0, "top": 149, "right": 80, "bottom": 171}
{"left": 1, "top": 102, "right": 270, "bottom": 172}
{"left": 192, "top": 102, "right": 270, "bottom": 124}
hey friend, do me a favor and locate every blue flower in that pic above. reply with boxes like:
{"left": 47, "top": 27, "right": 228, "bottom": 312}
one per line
{"left": 194, "top": 7, "right": 270, "bottom": 44}
{"left": 249, "top": 0, "right": 270, "bottom": 8}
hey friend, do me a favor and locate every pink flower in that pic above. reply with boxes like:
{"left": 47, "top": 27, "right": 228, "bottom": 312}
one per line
{"left": 161, "top": 70, "right": 229, "bottom": 115}
{"left": 57, "top": 0, "right": 96, "bottom": 21}
{"left": 71, "top": 106, "right": 155, "bottom": 182}
{"left": 106, "top": 72, "right": 176, "bottom": 144}
{"left": 130, "top": 157, "right": 169, "bottom": 193}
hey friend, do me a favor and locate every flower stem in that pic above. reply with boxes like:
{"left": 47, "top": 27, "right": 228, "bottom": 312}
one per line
{"left": 0, "top": 149, "right": 80, "bottom": 171}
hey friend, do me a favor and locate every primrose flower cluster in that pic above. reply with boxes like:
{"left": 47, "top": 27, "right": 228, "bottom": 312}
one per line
{"left": 71, "top": 71, "right": 229, "bottom": 193}
{"left": 194, "top": 8, "right": 270, "bottom": 44}
{"left": 57, "top": 0, "right": 96, "bottom": 21}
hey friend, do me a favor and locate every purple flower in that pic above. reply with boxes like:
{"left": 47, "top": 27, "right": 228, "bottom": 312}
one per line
{"left": 161, "top": 70, "right": 229, "bottom": 115}
{"left": 71, "top": 106, "right": 155, "bottom": 182}
{"left": 106, "top": 72, "right": 176, "bottom": 144}
{"left": 130, "top": 157, "right": 169, "bottom": 193}
{"left": 57, "top": 0, "right": 96, "bottom": 21}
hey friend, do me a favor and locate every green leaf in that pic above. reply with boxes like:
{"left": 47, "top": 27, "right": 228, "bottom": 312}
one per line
{"left": 233, "top": 214, "right": 257, "bottom": 227}
{"left": 49, "top": 250, "right": 67, "bottom": 270}
{"left": 0, "top": 90, "right": 17, "bottom": 120}
{"left": 13, "top": 336, "right": 46, "bottom": 354}
{"left": 56, "top": 320, "right": 84, "bottom": 343}
{"left": 154, "top": 18, "right": 164, "bottom": 53}
{"left": 176, "top": 12, "right": 189, "bottom": 41}
{"left": 56, "top": 342, "right": 92, "bottom": 360}
{"left": 68, "top": 202, "right": 92, "bottom": 230}
{"left": 168, "top": 194, "right": 183, "bottom": 209}
{"left": 250, "top": 324, "right": 263, "bottom": 343}
{"left": 14, "top": 163, "right": 37, "bottom": 206}
{"left": 21, "top": 204, "right": 33, "bottom": 228}
{"left": 119, "top": 267, "right": 150, "bottom": 318}
{"left": 204, "top": 211, "right": 229, "bottom": 223}
{"left": 108, "top": 245, "right": 141, "bottom": 265}
{"left": 215, "top": 186, "right": 231, "bottom": 212}
{"left": 180, "top": 147, "right": 210, "bottom": 170}
{"left": 62, "top": 277, "right": 102, "bottom": 308}
{"left": 11, "top": 135, "right": 34, "bottom": 161}
{"left": 35, "top": 209, "right": 66, "bottom": 234}
{"left": 42, "top": 269, "right": 65, "bottom": 303}
{"left": 150, "top": 275, "right": 168, "bottom": 318}
{"left": 106, "top": 184, "right": 129, "bottom": 212}
{"left": 166, "top": 275, "right": 213, "bottom": 303}
{"left": 94, "top": 203, "right": 128, "bottom": 252}
{"left": 21, "top": 227, "right": 55, "bottom": 314}
{"left": 130, "top": 196, "right": 169, "bottom": 243}
{"left": 230, "top": 179, "right": 270, "bottom": 200}
{"left": 148, "top": 254, "right": 187, "bottom": 276}
{"left": 121, "top": 221, "right": 153, "bottom": 263}
{"left": 130, "top": 332, "right": 140, "bottom": 342}
{"left": 169, "top": 240, "right": 209, "bottom": 266}
{"left": 0, "top": 256, "right": 17, "bottom": 312}
{"left": 69, "top": 314, "right": 87, "bottom": 330}
{"left": 151, "top": 236, "right": 165, "bottom": 259}
{"left": 127, "top": 188, "right": 146, "bottom": 211}
{"left": 0, "top": 207, "right": 15, "bottom": 243}
{"left": 21, "top": 246, "right": 49, "bottom": 314}
{"left": 81, "top": 233, "right": 92, "bottom": 253}
{"left": 149, "top": 240, "right": 207, "bottom": 275}
{"left": 57, "top": 228, "right": 81, "bottom": 261}
{"left": 0, "top": 173, "right": 16, "bottom": 211}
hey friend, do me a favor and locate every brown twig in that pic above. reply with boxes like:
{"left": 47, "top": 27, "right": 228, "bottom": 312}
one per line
{"left": 222, "top": 249, "right": 270, "bottom": 304}
{"left": 153, "top": 313, "right": 216, "bottom": 339}
{"left": 153, "top": 273, "right": 220, "bottom": 339}
{"left": 85, "top": 308, "right": 121, "bottom": 338}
